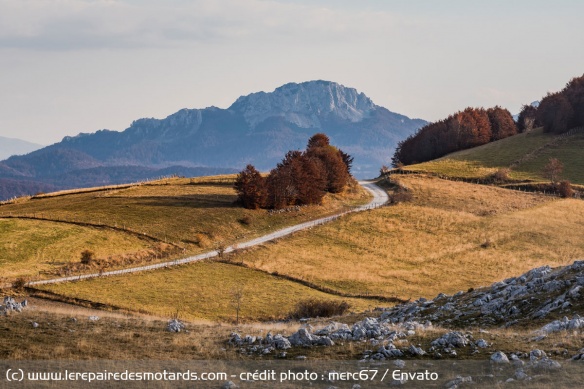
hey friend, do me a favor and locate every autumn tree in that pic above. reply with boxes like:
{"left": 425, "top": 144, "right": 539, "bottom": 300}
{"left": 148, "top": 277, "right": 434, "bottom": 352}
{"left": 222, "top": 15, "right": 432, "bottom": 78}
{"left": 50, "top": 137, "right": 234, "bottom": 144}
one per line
{"left": 537, "top": 92, "right": 574, "bottom": 134}
{"left": 234, "top": 164, "right": 267, "bottom": 209}
{"left": 543, "top": 158, "right": 563, "bottom": 184}
{"left": 487, "top": 106, "right": 517, "bottom": 140}
{"left": 517, "top": 104, "right": 538, "bottom": 133}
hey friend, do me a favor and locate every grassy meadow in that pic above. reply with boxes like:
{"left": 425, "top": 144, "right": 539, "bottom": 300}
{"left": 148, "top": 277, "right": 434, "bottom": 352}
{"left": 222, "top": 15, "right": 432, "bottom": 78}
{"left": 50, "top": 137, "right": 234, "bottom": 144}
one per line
{"left": 0, "top": 218, "right": 152, "bottom": 282}
{"left": 33, "top": 174, "right": 584, "bottom": 321}
{"left": 37, "top": 261, "right": 383, "bottom": 322}
{"left": 0, "top": 175, "right": 370, "bottom": 282}
{"left": 227, "top": 175, "right": 584, "bottom": 300}
{"left": 404, "top": 127, "right": 584, "bottom": 184}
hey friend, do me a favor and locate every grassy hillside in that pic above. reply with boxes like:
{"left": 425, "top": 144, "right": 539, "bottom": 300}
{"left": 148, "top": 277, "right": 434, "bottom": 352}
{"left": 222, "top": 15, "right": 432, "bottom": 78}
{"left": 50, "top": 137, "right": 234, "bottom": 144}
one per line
{"left": 0, "top": 175, "right": 370, "bottom": 282}
{"left": 404, "top": 127, "right": 584, "bottom": 184}
{"left": 226, "top": 175, "right": 584, "bottom": 300}
{"left": 0, "top": 219, "right": 153, "bottom": 282}
{"left": 35, "top": 175, "right": 584, "bottom": 321}
{"left": 36, "top": 261, "right": 382, "bottom": 322}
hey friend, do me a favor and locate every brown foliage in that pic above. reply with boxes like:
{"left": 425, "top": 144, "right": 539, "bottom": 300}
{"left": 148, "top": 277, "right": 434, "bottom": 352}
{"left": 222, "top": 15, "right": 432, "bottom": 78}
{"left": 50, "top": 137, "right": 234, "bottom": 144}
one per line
{"left": 234, "top": 164, "right": 268, "bottom": 209}
{"left": 558, "top": 180, "right": 574, "bottom": 198}
{"left": 392, "top": 106, "right": 516, "bottom": 167}
{"left": 543, "top": 158, "right": 563, "bottom": 184}
{"left": 238, "top": 134, "right": 351, "bottom": 210}
{"left": 80, "top": 249, "right": 95, "bottom": 265}
{"left": 288, "top": 299, "right": 351, "bottom": 319}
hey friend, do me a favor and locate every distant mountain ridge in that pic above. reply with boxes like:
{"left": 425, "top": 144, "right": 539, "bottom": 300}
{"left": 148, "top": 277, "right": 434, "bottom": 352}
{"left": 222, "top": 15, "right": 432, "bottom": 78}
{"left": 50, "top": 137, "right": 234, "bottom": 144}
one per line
{"left": 0, "top": 81, "right": 426, "bottom": 200}
{"left": 0, "top": 136, "right": 43, "bottom": 160}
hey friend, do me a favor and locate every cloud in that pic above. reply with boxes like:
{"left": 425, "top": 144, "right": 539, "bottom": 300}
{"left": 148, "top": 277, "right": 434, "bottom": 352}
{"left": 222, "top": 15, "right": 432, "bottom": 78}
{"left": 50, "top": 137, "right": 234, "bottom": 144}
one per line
{"left": 0, "top": 0, "right": 399, "bottom": 51}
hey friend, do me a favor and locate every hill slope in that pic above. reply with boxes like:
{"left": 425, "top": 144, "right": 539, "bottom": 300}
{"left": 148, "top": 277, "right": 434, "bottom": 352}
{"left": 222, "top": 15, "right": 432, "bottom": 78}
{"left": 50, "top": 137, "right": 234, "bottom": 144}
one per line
{"left": 0, "top": 81, "right": 426, "bottom": 200}
{"left": 402, "top": 127, "right": 584, "bottom": 185}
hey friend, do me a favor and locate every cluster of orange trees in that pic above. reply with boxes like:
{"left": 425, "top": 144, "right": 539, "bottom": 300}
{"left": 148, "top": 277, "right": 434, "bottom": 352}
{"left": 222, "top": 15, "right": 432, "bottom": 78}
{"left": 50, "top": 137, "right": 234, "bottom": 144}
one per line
{"left": 524, "top": 74, "right": 584, "bottom": 134}
{"left": 235, "top": 134, "right": 353, "bottom": 209}
{"left": 392, "top": 106, "right": 517, "bottom": 166}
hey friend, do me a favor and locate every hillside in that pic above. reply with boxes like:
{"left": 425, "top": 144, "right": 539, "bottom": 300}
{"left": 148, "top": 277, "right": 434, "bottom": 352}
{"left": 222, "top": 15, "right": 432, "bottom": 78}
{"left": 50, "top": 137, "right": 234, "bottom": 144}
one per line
{"left": 0, "top": 81, "right": 426, "bottom": 200}
{"left": 401, "top": 127, "right": 584, "bottom": 185}
{"left": 0, "top": 175, "right": 370, "bottom": 284}
{"left": 29, "top": 174, "right": 584, "bottom": 321}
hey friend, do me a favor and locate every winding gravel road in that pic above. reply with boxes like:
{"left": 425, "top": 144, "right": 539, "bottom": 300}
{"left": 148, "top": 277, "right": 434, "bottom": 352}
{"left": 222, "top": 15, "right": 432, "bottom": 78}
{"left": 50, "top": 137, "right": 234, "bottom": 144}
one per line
{"left": 28, "top": 181, "right": 388, "bottom": 286}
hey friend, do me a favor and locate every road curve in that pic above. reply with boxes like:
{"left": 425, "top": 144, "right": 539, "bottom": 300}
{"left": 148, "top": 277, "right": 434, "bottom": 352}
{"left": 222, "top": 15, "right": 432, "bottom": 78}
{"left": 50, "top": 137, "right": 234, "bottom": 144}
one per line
{"left": 28, "top": 181, "right": 389, "bottom": 286}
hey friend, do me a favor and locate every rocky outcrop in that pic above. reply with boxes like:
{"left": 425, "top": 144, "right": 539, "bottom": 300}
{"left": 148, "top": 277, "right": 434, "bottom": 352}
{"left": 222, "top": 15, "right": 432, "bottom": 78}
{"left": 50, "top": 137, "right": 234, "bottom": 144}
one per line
{"left": 379, "top": 260, "right": 584, "bottom": 328}
{"left": 0, "top": 297, "right": 28, "bottom": 315}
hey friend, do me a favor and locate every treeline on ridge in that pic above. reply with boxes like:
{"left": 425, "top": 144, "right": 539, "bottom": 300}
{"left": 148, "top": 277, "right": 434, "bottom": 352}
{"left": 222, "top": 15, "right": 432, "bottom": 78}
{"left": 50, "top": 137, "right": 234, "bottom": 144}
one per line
{"left": 235, "top": 133, "right": 353, "bottom": 209}
{"left": 392, "top": 106, "right": 517, "bottom": 166}
{"left": 518, "top": 74, "right": 584, "bottom": 134}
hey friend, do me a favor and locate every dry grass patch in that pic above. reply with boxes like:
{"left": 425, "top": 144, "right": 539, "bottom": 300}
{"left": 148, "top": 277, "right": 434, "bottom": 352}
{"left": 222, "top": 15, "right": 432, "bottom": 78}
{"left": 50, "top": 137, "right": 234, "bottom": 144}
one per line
{"left": 0, "top": 219, "right": 151, "bottom": 282}
{"left": 234, "top": 176, "right": 584, "bottom": 300}
{"left": 0, "top": 176, "right": 369, "bottom": 279}
{"left": 36, "top": 261, "right": 382, "bottom": 322}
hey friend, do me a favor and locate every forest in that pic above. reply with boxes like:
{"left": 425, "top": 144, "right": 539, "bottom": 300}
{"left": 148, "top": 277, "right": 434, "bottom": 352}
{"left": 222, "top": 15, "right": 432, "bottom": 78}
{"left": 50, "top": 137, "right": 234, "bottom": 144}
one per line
{"left": 393, "top": 73, "right": 584, "bottom": 167}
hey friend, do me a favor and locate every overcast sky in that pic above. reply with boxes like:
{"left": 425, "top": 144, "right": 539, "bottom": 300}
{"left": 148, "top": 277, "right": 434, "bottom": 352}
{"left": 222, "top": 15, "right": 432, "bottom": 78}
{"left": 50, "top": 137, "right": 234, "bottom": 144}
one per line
{"left": 1, "top": 0, "right": 583, "bottom": 145}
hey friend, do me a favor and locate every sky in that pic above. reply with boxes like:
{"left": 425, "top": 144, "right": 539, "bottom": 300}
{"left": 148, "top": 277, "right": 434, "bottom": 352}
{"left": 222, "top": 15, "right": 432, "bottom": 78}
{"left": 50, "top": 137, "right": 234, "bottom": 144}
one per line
{"left": 1, "top": 0, "right": 583, "bottom": 145}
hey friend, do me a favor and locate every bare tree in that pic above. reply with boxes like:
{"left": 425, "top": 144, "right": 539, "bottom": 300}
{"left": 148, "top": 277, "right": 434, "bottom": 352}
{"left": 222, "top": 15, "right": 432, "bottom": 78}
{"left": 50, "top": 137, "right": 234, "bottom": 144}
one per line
{"left": 543, "top": 158, "right": 564, "bottom": 184}
{"left": 230, "top": 286, "right": 245, "bottom": 325}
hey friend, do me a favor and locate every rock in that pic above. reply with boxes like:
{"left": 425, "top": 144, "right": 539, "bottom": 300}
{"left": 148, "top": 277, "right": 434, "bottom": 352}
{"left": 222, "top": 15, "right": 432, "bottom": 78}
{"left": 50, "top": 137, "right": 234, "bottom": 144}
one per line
{"left": 166, "top": 319, "right": 185, "bottom": 332}
{"left": 409, "top": 345, "right": 426, "bottom": 356}
{"left": 529, "top": 349, "right": 547, "bottom": 361}
{"left": 288, "top": 328, "right": 317, "bottom": 347}
{"left": 531, "top": 357, "right": 562, "bottom": 371}
{"left": 445, "top": 376, "right": 472, "bottom": 388}
{"left": 222, "top": 381, "right": 238, "bottom": 389}
{"left": 32, "top": 322, "right": 39, "bottom": 328}
{"left": 490, "top": 351, "right": 509, "bottom": 364}
{"left": 273, "top": 334, "right": 291, "bottom": 350}
{"left": 431, "top": 332, "right": 469, "bottom": 349}
{"left": 88, "top": 316, "right": 100, "bottom": 321}
{"left": 475, "top": 339, "right": 489, "bottom": 348}
{"left": 514, "top": 369, "right": 528, "bottom": 380}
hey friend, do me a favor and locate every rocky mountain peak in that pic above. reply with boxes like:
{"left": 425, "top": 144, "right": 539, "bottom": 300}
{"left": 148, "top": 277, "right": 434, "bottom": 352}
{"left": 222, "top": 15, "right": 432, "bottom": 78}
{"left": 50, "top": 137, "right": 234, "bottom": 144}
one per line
{"left": 229, "top": 80, "right": 376, "bottom": 128}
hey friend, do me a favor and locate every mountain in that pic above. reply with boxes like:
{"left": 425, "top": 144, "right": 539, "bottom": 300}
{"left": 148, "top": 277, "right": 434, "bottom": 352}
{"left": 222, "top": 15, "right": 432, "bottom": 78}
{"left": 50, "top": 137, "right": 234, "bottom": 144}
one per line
{"left": 0, "top": 81, "right": 426, "bottom": 200}
{"left": 0, "top": 136, "right": 44, "bottom": 160}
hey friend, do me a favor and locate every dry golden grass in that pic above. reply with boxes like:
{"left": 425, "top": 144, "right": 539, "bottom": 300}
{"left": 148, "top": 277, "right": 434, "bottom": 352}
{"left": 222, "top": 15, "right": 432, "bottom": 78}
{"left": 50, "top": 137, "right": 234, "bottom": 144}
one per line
{"left": 37, "top": 260, "right": 383, "bottom": 322}
{"left": 0, "top": 218, "right": 151, "bottom": 281}
{"left": 0, "top": 176, "right": 369, "bottom": 281}
{"left": 231, "top": 175, "right": 584, "bottom": 300}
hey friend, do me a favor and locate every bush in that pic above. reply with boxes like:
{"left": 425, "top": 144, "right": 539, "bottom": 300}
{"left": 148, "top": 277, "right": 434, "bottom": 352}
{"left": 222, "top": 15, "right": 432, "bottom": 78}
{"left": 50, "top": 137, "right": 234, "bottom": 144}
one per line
{"left": 558, "top": 180, "right": 574, "bottom": 198}
{"left": 389, "top": 188, "right": 413, "bottom": 204}
{"left": 12, "top": 277, "right": 27, "bottom": 291}
{"left": 492, "top": 168, "right": 510, "bottom": 182}
{"left": 80, "top": 250, "right": 95, "bottom": 265}
{"left": 288, "top": 299, "right": 351, "bottom": 319}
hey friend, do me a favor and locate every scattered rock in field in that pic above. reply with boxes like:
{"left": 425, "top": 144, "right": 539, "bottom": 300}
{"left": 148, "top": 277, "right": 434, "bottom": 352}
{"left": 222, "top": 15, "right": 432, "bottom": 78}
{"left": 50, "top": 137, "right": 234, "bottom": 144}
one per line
{"left": 538, "top": 315, "right": 584, "bottom": 334}
{"left": 32, "top": 322, "right": 39, "bottom": 328}
{"left": 88, "top": 316, "right": 100, "bottom": 321}
{"left": 475, "top": 339, "right": 489, "bottom": 348}
{"left": 490, "top": 351, "right": 509, "bottom": 364}
{"left": 378, "top": 260, "right": 584, "bottom": 328}
{"left": 445, "top": 375, "right": 472, "bottom": 388}
{"left": 222, "top": 381, "right": 238, "bottom": 389}
{"left": 0, "top": 297, "right": 28, "bottom": 315}
{"left": 166, "top": 319, "right": 185, "bottom": 332}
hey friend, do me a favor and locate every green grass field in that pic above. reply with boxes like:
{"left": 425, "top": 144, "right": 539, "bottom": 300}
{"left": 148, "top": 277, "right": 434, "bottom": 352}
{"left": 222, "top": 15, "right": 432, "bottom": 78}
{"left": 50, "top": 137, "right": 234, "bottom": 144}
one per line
{"left": 404, "top": 128, "right": 584, "bottom": 184}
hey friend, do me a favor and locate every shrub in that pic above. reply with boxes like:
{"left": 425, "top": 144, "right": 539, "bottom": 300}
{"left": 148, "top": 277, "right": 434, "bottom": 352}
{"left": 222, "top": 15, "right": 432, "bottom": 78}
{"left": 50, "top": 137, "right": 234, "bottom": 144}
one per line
{"left": 558, "top": 180, "right": 574, "bottom": 198}
{"left": 492, "top": 168, "right": 510, "bottom": 182}
{"left": 80, "top": 250, "right": 95, "bottom": 265}
{"left": 288, "top": 299, "right": 351, "bottom": 319}
{"left": 12, "top": 277, "right": 27, "bottom": 291}
{"left": 238, "top": 216, "right": 252, "bottom": 225}
{"left": 389, "top": 188, "right": 413, "bottom": 204}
